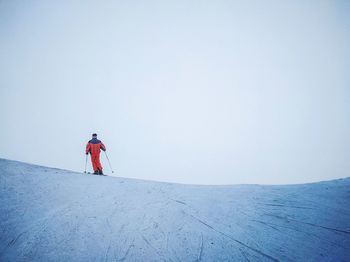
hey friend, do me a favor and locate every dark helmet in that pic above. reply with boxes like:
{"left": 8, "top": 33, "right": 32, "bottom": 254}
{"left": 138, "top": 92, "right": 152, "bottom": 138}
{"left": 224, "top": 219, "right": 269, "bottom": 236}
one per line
{"left": 92, "top": 133, "right": 97, "bottom": 137}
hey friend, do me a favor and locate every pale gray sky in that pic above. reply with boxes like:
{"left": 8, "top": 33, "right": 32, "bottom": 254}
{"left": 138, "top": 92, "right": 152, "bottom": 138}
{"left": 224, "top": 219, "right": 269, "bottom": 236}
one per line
{"left": 1, "top": 0, "right": 349, "bottom": 184}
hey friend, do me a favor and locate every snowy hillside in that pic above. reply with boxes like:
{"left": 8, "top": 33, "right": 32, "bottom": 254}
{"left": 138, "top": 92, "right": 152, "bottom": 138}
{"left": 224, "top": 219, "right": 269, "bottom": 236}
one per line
{"left": 0, "top": 159, "right": 349, "bottom": 261}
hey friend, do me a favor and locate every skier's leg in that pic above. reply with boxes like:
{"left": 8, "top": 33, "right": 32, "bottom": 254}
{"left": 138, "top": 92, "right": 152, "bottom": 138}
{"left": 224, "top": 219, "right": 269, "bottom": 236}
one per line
{"left": 96, "top": 154, "right": 103, "bottom": 174}
{"left": 91, "top": 154, "right": 98, "bottom": 173}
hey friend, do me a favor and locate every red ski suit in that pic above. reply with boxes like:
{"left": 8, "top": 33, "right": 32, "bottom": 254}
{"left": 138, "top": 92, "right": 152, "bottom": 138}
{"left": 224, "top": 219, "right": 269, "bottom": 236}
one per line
{"left": 86, "top": 138, "right": 106, "bottom": 172}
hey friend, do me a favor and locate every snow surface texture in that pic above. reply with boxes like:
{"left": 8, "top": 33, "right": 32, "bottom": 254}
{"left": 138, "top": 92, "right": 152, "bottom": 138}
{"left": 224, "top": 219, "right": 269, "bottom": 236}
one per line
{"left": 0, "top": 159, "right": 349, "bottom": 262}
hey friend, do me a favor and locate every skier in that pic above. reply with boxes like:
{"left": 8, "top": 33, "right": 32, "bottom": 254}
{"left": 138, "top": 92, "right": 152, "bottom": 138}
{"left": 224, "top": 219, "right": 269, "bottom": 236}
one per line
{"left": 86, "top": 133, "right": 106, "bottom": 175}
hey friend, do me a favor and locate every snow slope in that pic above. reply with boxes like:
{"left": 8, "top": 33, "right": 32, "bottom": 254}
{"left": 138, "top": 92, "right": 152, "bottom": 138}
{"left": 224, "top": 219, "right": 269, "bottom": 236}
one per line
{"left": 0, "top": 159, "right": 349, "bottom": 261}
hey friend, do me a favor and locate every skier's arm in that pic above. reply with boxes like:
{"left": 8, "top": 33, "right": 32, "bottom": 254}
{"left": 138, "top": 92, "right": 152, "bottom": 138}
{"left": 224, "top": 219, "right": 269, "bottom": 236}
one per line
{"left": 86, "top": 143, "right": 91, "bottom": 154}
{"left": 101, "top": 143, "right": 106, "bottom": 152}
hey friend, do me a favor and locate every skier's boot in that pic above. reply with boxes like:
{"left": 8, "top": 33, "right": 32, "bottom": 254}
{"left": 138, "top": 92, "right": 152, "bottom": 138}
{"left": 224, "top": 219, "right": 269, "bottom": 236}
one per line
{"left": 98, "top": 169, "right": 103, "bottom": 175}
{"left": 93, "top": 170, "right": 99, "bottom": 175}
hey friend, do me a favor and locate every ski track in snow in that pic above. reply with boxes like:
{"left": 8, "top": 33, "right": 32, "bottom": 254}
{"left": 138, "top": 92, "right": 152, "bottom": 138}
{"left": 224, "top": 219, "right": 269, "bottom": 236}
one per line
{"left": 0, "top": 158, "right": 350, "bottom": 261}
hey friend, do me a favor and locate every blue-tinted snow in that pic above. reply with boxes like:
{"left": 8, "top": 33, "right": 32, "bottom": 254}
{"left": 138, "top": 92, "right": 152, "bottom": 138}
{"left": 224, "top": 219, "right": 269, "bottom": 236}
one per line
{"left": 0, "top": 158, "right": 349, "bottom": 261}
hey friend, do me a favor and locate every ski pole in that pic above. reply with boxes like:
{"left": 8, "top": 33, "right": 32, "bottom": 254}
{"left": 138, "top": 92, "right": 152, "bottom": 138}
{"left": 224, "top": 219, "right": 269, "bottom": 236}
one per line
{"left": 104, "top": 151, "right": 114, "bottom": 173}
{"left": 84, "top": 154, "right": 88, "bottom": 173}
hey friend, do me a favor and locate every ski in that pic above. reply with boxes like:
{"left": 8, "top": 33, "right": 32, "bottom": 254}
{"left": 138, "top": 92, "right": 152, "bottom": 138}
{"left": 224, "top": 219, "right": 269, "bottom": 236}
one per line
{"left": 84, "top": 172, "right": 108, "bottom": 176}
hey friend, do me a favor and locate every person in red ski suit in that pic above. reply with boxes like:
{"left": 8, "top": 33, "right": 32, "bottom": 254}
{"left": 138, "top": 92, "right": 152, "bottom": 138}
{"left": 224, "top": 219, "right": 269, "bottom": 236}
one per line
{"left": 86, "top": 133, "right": 106, "bottom": 175}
